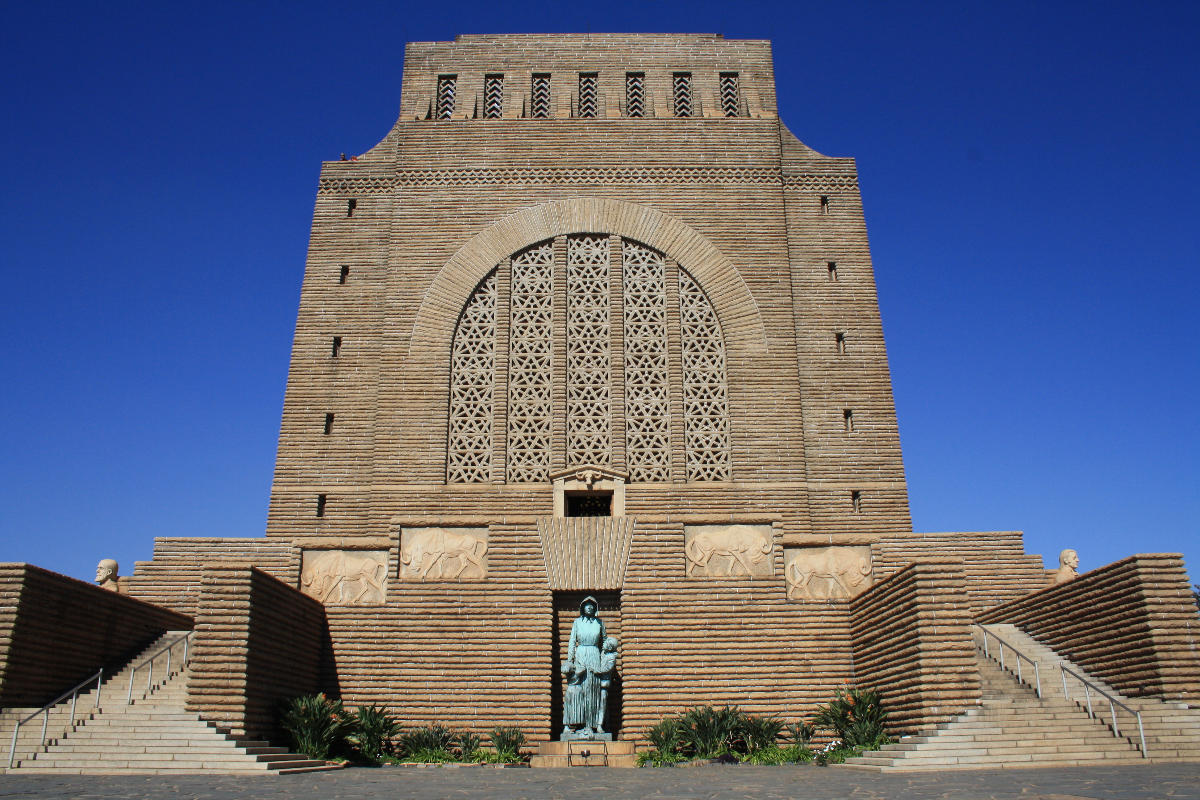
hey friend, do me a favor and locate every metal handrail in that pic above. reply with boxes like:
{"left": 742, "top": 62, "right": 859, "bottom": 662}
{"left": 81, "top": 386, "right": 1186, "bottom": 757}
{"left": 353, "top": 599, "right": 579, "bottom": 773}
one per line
{"left": 125, "top": 632, "right": 193, "bottom": 706}
{"left": 973, "top": 624, "right": 1042, "bottom": 698}
{"left": 7, "top": 668, "right": 103, "bottom": 769}
{"left": 1059, "top": 664, "right": 1147, "bottom": 756}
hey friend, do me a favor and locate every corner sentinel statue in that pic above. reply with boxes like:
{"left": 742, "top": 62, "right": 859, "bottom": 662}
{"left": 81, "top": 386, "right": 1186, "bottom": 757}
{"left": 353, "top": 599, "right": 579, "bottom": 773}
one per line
{"left": 561, "top": 596, "right": 618, "bottom": 740}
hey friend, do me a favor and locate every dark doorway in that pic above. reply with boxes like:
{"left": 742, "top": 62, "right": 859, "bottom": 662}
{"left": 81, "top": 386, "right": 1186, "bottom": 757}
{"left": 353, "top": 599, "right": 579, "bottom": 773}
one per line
{"left": 565, "top": 491, "right": 612, "bottom": 517}
{"left": 551, "top": 590, "right": 622, "bottom": 739}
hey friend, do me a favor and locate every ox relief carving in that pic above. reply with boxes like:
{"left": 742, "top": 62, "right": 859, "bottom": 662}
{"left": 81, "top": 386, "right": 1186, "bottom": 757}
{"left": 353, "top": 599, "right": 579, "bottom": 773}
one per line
{"left": 683, "top": 525, "right": 774, "bottom": 578}
{"left": 400, "top": 528, "right": 488, "bottom": 580}
{"left": 784, "top": 546, "right": 873, "bottom": 601}
{"left": 300, "top": 550, "right": 388, "bottom": 605}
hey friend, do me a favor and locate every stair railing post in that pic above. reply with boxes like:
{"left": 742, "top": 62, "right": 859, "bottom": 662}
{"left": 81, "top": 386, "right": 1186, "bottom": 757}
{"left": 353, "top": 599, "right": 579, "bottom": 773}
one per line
{"left": 39, "top": 707, "right": 48, "bottom": 749}
{"left": 1033, "top": 661, "right": 1041, "bottom": 698}
{"left": 1083, "top": 682, "right": 1093, "bottom": 718}
{"left": 146, "top": 659, "right": 153, "bottom": 696}
{"left": 1109, "top": 699, "right": 1120, "bottom": 738}
{"left": 95, "top": 668, "right": 102, "bottom": 709}
{"left": 1136, "top": 711, "right": 1147, "bottom": 756}
{"left": 999, "top": 642, "right": 1005, "bottom": 671}
{"left": 69, "top": 687, "right": 78, "bottom": 728}
{"left": 183, "top": 634, "right": 190, "bottom": 665}
{"left": 1016, "top": 654, "right": 1023, "bottom": 684}
{"left": 127, "top": 666, "right": 136, "bottom": 705}
{"left": 166, "top": 645, "right": 172, "bottom": 676}
{"left": 1061, "top": 667, "right": 1069, "bottom": 701}
{"left": 8, "top": 719, "right": 20, "bottom": 769}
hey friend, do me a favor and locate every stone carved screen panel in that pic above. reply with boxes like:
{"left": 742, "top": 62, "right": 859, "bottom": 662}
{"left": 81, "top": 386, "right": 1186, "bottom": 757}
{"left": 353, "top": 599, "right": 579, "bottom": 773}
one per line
{"left": 446, "top": 271, "right": 498, "bottom": 483}
{"left": 784, "top": 545, "right": 874, "bottom": 601}
{"left": 566, "top": 235, "right": 613, "bottom": 468}
{"left": 443, "top": 235, "right": 732, "bottom": 485}
{"left": 678, "top": 268, "right": 732, "bottom": 481}
{"left": 506, "top": 242, "right": 555, "bottom": 482}
{"left": 300, "top": 549, "right": 388, "bottom": 605}
{"left": 684, "top": 524, "right": 774, "bottom": 578}
{"left": 621, "top": 240, "right": 671, "bottom": 481}
{"left": 400, "top": 528, "right": 489, "bottom": 580}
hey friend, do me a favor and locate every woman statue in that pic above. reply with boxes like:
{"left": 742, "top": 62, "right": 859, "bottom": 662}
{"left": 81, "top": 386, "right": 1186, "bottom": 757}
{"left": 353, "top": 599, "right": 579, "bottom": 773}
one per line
{"left": 561, "top": 596, "right": 606, "bottom": 738}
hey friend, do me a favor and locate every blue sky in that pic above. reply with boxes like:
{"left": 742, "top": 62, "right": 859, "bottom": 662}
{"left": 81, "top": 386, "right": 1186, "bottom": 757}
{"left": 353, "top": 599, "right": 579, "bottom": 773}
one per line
{"left": 1, "top": 1, "right": 1196, "bottom": 585}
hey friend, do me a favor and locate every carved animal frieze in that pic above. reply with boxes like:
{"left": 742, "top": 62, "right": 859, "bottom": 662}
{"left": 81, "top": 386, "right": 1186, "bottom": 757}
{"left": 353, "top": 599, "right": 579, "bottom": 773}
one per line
{"left": 300, "top": 550, "right": 388, "bottom": 605}
{"left": 683, "top": 525, "right": 774, "bottom": 578}
{"left": 784, "top": 546, "right": 873, "bottom": 601}
{"left": 400, "top": 528, "right": 488, "bottom": 580}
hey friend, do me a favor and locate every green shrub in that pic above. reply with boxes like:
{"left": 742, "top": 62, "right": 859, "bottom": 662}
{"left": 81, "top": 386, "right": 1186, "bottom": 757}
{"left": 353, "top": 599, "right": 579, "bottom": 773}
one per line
{"left": 399, "top": 725, "right": 456, "bottom": 761}
{"left": 739, "top": 743, "right": 813, "bottom": 765}
{"left": 279, "top": 693, "right": 352, "bottom": 760}
{"left": 786, "top": 720, "right": 815, "bottom": 746}
{"left": 345, "top": 705, "right": 400, "bottom": 764}
{"left": 739, "top": 714, "right": 785, "bottom": 753}
{"left": 646, "top": 716, "right": 683, "bottom": 755}
{"left": 489, "top": 726, "right": 526, "bottom": 761}
{"left": 457, "top": 731, "right": 482, "bottom": 761}
{"left": 678, "top": 705, "right": 744, "bottom": 758}
{"left": 812, "top": 687, "right": 889, "bottom": 749}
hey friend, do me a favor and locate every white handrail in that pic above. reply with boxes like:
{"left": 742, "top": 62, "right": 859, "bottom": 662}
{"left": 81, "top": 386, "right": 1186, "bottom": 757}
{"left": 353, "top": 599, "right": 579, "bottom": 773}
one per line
{"left": 973, "top": 624, "right": 1042, "bottom": 697}
{"left": 7, "top": 668, "right": 103, "bottom": 769}
{"left": 1059, "top": 663, "right": 1147, "bottom": 757}
{"left": 125, "top": 632, "right": 193, "bottom": 705}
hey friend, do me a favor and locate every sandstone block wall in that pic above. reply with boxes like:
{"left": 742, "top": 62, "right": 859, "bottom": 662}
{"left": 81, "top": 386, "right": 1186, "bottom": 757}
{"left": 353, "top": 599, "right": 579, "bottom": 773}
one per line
{"left": 0, "top": 563, "right": 192, "bottom": 707}
{"left": 127, "top": 538, "right": 299, "bottom": 616}
{"left": 979, "top": 554, "right": 1200, "bottom": 703}
{"left": 849, "top": 560, "right": 981, "bottom": 736}
{"left": 186, "top": 566, "right": 328, "bottom": 740}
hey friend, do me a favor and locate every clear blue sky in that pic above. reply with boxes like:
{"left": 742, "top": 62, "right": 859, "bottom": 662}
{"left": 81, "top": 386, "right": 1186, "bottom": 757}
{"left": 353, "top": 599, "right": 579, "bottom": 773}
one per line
{"left": 2, "top": 1, "right": 1196, "bottom": 585}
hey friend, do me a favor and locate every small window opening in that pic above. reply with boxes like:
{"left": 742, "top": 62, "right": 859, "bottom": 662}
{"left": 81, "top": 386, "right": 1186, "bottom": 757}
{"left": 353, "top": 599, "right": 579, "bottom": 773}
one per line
{"left": 436, "top": 75, "right": 457, "bottom": 119}
{"left": 672, "top": 72, "right": 693, "bottom": 117}
{"left": 530, "top": 73, "right": 551, "bottom": 118}
{"left": 338, "top": 265, "right": 349, "bottom": 284}
{"left": 577, "top": 73, "right": 598, "bottom": 118}
{"left": 827, "top": 261, "right": 838, "bottom": 281}
{"left": 331, "top": 336, "right": 342, "bottom": 358}
{"left": 851, "top": 490, "right": 862, "bottom": 514}
{"left": 566, "top": 491, "right": 612, "bottom": 517}
{"left": 483, "top": 74, "right": 504, "bottom": 119}
{"left": 843, "top": 409, "right": 854, "bottom": 433}
{"left": 625, "top": 72, "right": 645, "bottom": 118}
{"left": 719, "top": 72, "right": 740, "bottom": 117}
{"left": 835, "top": 331, "right": 846, "bottom": 354}
{"left": 324, "top": 413, "right": 334, "bottom": 435}
{"left": 820, "top": 195, "right": 830, "bottom": 214}
{"left": 316, "top": 494, "right": 327, "bottom": 517}
{"left": 346, "top": 198, "right": 357, "bottom": 217}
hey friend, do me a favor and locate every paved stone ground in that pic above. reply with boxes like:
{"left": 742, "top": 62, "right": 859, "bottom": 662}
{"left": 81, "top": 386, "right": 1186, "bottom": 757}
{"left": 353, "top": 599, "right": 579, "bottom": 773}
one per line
{"left": 1, "top": 764, "right": 1198, "bottom": 800}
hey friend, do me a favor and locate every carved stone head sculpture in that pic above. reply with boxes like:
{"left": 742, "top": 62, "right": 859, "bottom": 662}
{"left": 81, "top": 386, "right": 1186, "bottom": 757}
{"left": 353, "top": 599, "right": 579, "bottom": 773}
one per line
{"left": 1053, "top": 549, "right": 1080, "bottom": 585}
{"left": 95, "top": 558, "right": 119, "bottom": 590}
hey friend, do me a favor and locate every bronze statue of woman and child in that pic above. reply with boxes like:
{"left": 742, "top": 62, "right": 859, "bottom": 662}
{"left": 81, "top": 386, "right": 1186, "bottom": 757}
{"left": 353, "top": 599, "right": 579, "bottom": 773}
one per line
{"left": 560, "top": 595, "right": 618, "bottom": 740}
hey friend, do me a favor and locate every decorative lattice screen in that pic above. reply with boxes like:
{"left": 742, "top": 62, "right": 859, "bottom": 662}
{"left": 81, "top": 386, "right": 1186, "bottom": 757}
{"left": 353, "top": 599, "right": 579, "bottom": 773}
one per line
{"left": 566, "top": 235, "right": 613, "bottom": 467}
{"left": 720, "top": 72, "right": 740, "bottom": 118}
{"left": 530, "top": 74, "right": 551, "bottom": 118}
{"left": 578, "top": 73, "right": 598, "bottom": 118}
{"left": 436, "top": 75, "right": 457, "bottom": 120}
{"left": 672, "top": 73, "right": 692, "bottom": 118}
{"left": 444, "top": 237, "right": 731, "bottom": 483}
{"left": 483, "top": 74, "right": 504, "bottom": 119}
{"left": 678, "top": 267, "right": 732, "bottom": 480}
{"left": 625, "top": 73, "right": 645, "bottom": 118}
{"left": 446, "top": 271, "right": 497, "bottom": 482}
{"left": 506, "top": 242, "right": 555, "bottom": 482}
{"left": 621, "top": 241, "right": 672, "bottom": 481}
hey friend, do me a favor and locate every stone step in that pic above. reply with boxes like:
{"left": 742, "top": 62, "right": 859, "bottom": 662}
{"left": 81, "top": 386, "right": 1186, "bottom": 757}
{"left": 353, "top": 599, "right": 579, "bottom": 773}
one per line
{"left": 529, "top": 754, "right": 638, "bottom": 768}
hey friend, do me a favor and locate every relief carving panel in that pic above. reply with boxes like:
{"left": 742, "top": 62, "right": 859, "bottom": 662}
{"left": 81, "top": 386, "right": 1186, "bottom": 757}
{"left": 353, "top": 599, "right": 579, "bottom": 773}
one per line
{"left": 300, "top": 550, "right": 388, "bottom": 605}
{"left": 784, "top": 545, "right": 873, "bottom": 601}
{"left": 400, "top": 528, "right": 489, "bottom": 580}
{"left": 683, "top": 524, "right": 774, "bottom": 578}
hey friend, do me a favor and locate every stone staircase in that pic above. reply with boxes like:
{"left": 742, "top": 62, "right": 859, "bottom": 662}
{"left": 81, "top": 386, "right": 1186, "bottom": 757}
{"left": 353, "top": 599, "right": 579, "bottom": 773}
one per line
{"left": 1, "top": 631, "right": 337, "bottom": 775}
{"left": 844, "top": 623, "right": 1200, "bottom": 771}
{"left": 530, "top": 739, "right": 637, "bottom": 767}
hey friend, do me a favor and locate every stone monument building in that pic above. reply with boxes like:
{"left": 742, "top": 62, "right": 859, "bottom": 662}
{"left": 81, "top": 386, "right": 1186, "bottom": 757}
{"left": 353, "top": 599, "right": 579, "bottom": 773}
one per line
{"left": 4, "top": 35, "right": 1197, "bottom": 763}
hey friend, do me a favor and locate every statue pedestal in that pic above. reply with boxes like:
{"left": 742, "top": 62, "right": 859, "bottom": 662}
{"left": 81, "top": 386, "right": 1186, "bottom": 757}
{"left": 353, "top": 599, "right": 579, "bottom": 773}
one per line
{"left": 560, "top": 731, "right": 612, "bottom": 742}
{"left": 531, "top": 739, "right": 635, "bottom": 768}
